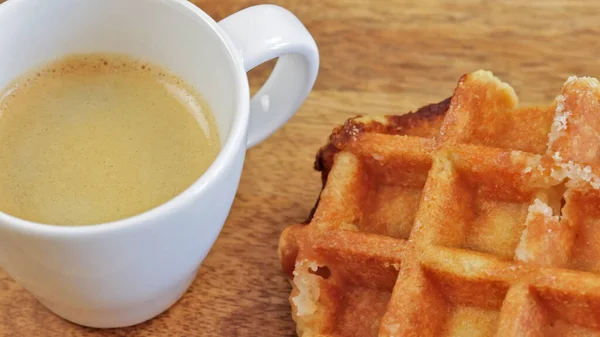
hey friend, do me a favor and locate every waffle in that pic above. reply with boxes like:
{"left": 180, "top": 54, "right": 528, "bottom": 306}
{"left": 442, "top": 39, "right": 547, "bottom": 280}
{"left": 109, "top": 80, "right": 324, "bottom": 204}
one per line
{"left": 278, "top": 70, "right": 600, "bottom": 337}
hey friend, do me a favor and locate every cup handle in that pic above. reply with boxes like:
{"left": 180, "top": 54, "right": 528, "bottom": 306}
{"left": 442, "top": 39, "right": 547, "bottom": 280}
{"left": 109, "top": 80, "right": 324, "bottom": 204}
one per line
{"left": 219, "top": 5, "right": 319, "bottom": 148}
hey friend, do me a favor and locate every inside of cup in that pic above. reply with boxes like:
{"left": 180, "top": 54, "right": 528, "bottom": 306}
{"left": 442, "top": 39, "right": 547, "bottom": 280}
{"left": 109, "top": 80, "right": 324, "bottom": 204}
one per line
{"left": 0, "top": 0, "right": 240, "bottom": 144}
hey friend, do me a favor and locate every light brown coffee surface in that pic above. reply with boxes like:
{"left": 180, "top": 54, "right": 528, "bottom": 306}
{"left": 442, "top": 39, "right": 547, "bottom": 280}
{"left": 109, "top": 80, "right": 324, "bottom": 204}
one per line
{"left": 0, "top": 54, "right": 220, "bottom": 226}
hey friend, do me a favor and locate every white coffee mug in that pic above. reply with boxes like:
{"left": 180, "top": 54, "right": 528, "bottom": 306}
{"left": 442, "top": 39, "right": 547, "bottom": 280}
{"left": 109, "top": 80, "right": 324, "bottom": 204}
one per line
{"left": 0, "top": 0, "right": 318, "bottom": 328}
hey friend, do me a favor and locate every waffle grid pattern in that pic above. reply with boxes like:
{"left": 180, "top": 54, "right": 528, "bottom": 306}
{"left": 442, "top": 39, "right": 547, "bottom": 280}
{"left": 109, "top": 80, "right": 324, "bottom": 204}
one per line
{"left": 279, "top": 71, "right": 600, "bottom": 337}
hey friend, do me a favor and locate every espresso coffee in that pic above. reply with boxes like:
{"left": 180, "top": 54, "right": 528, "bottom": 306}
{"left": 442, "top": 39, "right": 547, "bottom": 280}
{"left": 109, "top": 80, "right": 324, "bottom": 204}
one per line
{"left": 0, "top": 54, "right": 220, "bottom": 226}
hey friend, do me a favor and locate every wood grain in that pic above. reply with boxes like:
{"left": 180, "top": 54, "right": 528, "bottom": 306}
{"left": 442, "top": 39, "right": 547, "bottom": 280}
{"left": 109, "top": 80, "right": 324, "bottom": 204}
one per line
{"left": 1, "top": 0, "right": 600, "bottom": 335}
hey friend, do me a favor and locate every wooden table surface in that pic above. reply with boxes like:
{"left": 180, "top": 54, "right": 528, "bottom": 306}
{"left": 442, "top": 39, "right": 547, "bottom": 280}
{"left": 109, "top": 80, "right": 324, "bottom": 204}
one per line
{"left": 2, "top": 0, "right": 600, "bottom": 336}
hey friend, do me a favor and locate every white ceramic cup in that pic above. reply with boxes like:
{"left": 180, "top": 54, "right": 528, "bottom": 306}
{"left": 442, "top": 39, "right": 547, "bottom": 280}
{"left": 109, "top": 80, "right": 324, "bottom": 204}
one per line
{"left": 0, "top": 0, "right": 318, "bottom": 328}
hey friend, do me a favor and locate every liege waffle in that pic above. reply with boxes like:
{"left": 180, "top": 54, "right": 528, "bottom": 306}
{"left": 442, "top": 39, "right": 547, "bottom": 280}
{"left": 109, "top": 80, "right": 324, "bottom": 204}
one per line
{"left": 278, "top": 70, "right": 600, "bottom": 337}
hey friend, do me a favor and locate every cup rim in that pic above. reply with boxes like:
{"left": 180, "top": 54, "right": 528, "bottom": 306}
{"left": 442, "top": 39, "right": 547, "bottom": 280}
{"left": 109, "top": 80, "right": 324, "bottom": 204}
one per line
{"left": 0, "top": 0, "right": 250, "bottom": 237}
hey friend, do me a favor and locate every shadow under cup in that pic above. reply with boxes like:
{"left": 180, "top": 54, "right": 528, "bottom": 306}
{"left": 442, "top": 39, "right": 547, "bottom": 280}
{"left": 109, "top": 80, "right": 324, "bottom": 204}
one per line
{"left": 0, "top": 0, "right": 249, "bottom": 328}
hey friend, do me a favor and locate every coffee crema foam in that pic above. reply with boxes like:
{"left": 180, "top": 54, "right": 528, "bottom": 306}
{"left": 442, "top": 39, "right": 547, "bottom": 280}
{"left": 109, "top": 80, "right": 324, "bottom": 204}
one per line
{"left": 0, "top": 54, "right": 220, "bottom": 226}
